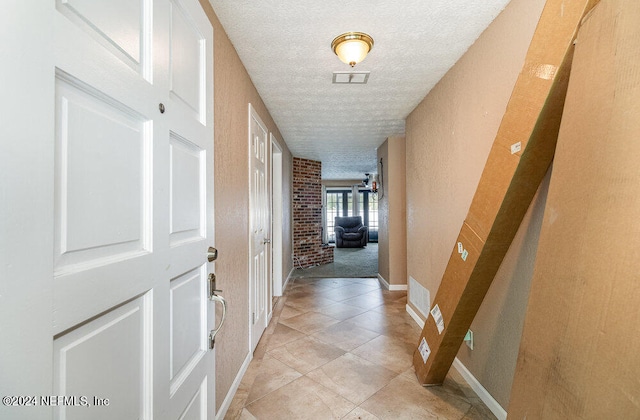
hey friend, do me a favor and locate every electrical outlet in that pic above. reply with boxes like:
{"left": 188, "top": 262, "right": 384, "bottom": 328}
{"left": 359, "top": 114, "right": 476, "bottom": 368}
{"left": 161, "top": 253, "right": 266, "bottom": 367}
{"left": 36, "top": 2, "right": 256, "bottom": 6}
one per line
{"left": 464, "top": 329, "right": 474, "bottom": 350}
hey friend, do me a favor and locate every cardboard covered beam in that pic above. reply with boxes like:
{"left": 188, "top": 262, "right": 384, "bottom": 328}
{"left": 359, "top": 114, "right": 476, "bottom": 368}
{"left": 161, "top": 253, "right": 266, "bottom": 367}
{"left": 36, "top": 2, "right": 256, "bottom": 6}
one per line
{"left": 508, "top": 0, "right": 640, "bottom": 416}
{"left": 413, "top": 0, "right": 600, "bottom": 385}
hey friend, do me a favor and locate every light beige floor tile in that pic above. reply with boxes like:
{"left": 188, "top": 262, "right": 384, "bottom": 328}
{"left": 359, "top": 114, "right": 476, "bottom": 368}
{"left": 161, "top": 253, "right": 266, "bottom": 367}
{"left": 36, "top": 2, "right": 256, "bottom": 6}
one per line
{"left": 288, "top": 280, "right": 333, "bottom": 292}
{"left": 354, "top": 277, "right": 382, "bottom": 287}
{"left": 225, "top": 394, "right": 247, "bottom": 420}
{"left": 370, "top": 303, "right": 408, "bottom": 317}
{"left": 312, "top": 320, "right": 379, "bottom": 351}
{"left": 370, "top": 298, "right": 408, "bottom": 316}
{"left": 268, "top": 336, "right": 345, "bottom": 374}
{"left": 264, "top": 323, "right": 306, "bottom": 351}
{"left": 317, "top": 302, "right": 369, "bottom": 321}
{"left": 351, "top": 334, "right": 415, "bottom": 373}
{"left": 347, "top": 311, "right": 421, "bottom": 344}
{"left": 360, "top": 373, "right": 472, "bottom": 419}
{"left": 245, "top": 353, "right": 303, "bottom": 405}
{"left": 245, "top": 376, "right": 355, "bottom": 419}
{"left": 321, "top": 278, "right": 367, "bottom": 288}
{"left": 320, "top": 283, "right": 381, "bottom": 302}
{"left": 464, "top": 398, "right": 498, "bottom": 419}
{"left": 306, "top": 353, "right": 398, "bottom": 405}
{"left": 340, "top": 293, "right": 386, "bottom": 310}
{"left": 285, "top": 289, "right": 314, "bottom": 300}
{"left": 279, "top": 304, "right": 307, "bottom": 320}
{"left": 401, "top": 366, "right": 417, "bottom": 380}
{"left": 285, "top": 294, "right": 336, "bottom": 311}
{"left": 279, "top": 311, "right": 340, "bottom": 334}
{"left": 342, "top": 406, "right": 381, "bottom": 419}
{"left": 345, "top": 310, "right": 398, "bottom": 333}
{"left": 234, "top": 277, "right": 497, "bottom": 420}
{"left": 447, "top": 367, "right": 481, "bottom": 399}
{"left": 237, "top": 408, "right": 257, "bottom": 419}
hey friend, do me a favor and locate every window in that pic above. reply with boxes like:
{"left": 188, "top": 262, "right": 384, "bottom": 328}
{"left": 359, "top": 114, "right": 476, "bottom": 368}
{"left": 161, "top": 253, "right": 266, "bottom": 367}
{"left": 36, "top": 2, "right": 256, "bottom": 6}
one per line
{"left": 326, "top": 190, "right": 351, "bottom": 243}
{"left": 325, "top": 188, "right": 377, "bottom": 243}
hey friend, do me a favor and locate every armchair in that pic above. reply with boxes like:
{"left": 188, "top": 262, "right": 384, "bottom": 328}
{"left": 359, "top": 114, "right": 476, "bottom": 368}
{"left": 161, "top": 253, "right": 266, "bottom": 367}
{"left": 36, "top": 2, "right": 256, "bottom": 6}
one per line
{"left": 334, "top": 216, "right": 368, "bottom": 248}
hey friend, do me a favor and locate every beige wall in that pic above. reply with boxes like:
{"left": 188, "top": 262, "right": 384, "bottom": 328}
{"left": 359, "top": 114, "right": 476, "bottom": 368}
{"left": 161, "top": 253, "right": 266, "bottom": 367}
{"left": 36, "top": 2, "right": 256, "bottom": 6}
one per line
{"left": 281, "top": 147, "right": 293, "bottom": 285}
{"left": 377, "top": 136, "right": 407, "bottom": 286}
{"left": 405, "top": 0, "right": 546, "bottom": 409}
{"left": 198, "top": 0, "right": 294, "bottom": 411}
{"left": 377, "top": 141, "right": 390, "bottom": 282}
{"left": 322, "top": 179, "right": 363, "bottom": 188}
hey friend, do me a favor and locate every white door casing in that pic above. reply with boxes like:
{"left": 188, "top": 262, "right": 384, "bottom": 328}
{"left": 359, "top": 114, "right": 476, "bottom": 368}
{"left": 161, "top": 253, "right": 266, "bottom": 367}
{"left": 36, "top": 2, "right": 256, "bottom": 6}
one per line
{"left": 3, "top": 1, "right": 216, "bottom": 419}
{"left": 0, "top": 3, "right": 55, "bottom": 420}
{"left": 248, "top": 104, "right": 270, "bottom": 352}
{"left": 270, "top": 135, "right": 284, "bottom": 297}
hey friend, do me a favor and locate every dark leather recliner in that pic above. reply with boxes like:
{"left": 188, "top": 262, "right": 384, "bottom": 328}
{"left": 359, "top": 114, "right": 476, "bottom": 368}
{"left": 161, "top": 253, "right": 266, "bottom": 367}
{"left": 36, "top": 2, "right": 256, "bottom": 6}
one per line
{"left": 334, "top": 216, "right": 368, "bottom": 248}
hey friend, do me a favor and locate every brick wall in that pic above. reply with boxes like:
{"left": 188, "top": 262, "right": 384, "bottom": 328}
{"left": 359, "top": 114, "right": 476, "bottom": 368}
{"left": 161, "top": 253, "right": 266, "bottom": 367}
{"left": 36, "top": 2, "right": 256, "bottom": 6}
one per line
{"left": 293, "top": 157, "right": 334, "bottom": 268}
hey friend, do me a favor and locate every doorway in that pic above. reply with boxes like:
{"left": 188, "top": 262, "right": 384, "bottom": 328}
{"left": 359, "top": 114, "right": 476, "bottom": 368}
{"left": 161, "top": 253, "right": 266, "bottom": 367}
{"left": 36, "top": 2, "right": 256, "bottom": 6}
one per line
{"left": 248, "top": 104, "right": 270, "bottom": 352}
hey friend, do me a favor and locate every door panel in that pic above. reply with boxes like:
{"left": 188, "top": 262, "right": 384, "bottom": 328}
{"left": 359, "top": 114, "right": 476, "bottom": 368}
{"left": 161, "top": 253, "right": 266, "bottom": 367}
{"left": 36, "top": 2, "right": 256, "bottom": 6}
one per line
{"left": 170, "top": 134, "right": 205, "bottom": 244}
{"left": 54, "top": 76, "right": 151, "bottom": 272}
{"left": 56, "top": 0, "right": 148, "bottom": 76}
{"left": 53, "top": 293, "right": 152, "bottom": 420}
{"left": 169, "top": 0, "right": 204, "bottom": 119}
{"left": 177, "top": 379, "right": 207, "bottom": 420}
{"left": 169, "top": 267, "right": 207, "bottom": 390}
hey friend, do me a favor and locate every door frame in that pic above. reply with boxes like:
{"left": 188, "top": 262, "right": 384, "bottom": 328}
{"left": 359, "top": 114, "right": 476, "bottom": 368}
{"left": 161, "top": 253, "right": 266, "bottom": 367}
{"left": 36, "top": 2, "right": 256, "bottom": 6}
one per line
{"left": 270, "top": 134, "right": 284, "bottom": 297}
{"left": 0, "top": 4, "right": 55, "bottom": 416}
{"left": 247, "top": 103, "right": 271, "bottom": 353}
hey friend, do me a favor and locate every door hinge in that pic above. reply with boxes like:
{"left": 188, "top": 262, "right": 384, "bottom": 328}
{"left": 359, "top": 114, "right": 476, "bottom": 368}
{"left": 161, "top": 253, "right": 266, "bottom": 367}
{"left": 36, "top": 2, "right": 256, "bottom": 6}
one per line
{"left": 252, "top": 312, "right": 255, "bottom": 324}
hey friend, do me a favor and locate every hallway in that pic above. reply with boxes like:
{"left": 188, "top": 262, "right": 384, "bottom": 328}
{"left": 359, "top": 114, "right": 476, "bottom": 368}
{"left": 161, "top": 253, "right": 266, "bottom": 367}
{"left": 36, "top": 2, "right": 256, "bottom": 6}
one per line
{"left": 226, "top": 277, "right": 496, "bottom": 419}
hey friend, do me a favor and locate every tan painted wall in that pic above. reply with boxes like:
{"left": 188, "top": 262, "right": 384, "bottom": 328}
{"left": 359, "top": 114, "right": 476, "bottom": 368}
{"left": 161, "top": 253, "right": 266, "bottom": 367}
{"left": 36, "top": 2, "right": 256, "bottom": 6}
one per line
{"left": 322, "top": 179, "right": 363, "bottom": 188}
{"left": 198, "top": 1, "right": 294, "bottom": 411}
{"left": 377, "top": 136, "right": 407, "bottom": 286}
{"left": 405, "top": 0, "right": 546, "bottom": 409}
{"left": 377, "top": 141, "right": 390, "bottom": 282}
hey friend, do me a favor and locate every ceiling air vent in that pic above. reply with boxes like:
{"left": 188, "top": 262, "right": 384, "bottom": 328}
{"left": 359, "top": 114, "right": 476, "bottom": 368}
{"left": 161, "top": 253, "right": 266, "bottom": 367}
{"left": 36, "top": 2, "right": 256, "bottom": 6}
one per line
{"left": 332, "top": 71, "right": 370, "bottom": 84}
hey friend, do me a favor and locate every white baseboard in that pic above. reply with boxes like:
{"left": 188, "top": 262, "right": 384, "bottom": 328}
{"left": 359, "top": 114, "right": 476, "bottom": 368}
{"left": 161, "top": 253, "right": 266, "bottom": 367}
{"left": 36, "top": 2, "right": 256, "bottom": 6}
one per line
{"left": 215, "top": 351, "right": 252, "bottom": 420}
{"left": 377, "top": 273, "right": 390, "bottom": 289}
{"left": 377, "top": 274, "right": 408, "bottom": 291}
{"left": 404, "top": 306, "right": 506, "bottom": 420}
{"left": 405, "top": 303, "right": 426, "bottom": 328}
{"left": 452, "top": 358, "right": 507, "bottom": 420}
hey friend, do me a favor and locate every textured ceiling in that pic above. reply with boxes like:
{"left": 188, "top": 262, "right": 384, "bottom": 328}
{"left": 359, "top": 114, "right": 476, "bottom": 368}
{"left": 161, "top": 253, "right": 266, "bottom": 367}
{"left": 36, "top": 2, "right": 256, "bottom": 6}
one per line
{"left": 208, "top": 0, "right": 512, "bottom": 180}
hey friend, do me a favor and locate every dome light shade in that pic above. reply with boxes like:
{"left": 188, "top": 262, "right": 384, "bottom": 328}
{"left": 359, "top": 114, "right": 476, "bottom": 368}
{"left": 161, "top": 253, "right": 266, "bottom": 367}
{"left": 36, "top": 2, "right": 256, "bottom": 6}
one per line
{"left": 331, "top": 32, "right": 374, "bottom": 67}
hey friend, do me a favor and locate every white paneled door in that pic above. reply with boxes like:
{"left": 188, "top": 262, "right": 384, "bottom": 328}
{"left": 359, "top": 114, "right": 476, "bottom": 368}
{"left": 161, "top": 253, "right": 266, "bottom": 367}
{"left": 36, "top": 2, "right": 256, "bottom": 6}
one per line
{"left": 249, "top": 105, "right": 270, "bottom": 352}
{"left": 51, "top": 0, "right": 214, "bottom": 419}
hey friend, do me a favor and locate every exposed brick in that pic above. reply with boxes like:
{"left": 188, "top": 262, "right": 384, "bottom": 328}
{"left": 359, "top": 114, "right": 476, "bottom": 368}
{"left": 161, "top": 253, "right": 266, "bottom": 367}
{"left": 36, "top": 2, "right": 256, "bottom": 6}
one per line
{"left": 292, "top": 157, "right": 333, "bottom": 269}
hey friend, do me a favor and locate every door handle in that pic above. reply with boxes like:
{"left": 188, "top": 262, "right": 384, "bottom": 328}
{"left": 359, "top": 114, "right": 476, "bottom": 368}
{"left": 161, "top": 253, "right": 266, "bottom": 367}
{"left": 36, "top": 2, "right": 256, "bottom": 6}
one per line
{"left": 208, "top": 294, "right": 227, "bottom": 350}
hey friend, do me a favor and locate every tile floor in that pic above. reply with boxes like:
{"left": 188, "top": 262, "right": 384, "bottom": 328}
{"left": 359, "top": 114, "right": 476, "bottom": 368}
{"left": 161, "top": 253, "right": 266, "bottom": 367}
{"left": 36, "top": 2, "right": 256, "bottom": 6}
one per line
{"left": 225, "top": 277, "right": 497, "bottom": 419}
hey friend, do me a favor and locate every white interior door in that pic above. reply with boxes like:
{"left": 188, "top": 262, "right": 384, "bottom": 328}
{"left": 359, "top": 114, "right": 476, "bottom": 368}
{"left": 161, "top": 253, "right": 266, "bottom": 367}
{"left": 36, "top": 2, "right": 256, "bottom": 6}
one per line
{"left": 51, "top": 0, "right": 215, "bottom": 419}
{"left": 249, "top": 104, "right": 270, "bottom": 352}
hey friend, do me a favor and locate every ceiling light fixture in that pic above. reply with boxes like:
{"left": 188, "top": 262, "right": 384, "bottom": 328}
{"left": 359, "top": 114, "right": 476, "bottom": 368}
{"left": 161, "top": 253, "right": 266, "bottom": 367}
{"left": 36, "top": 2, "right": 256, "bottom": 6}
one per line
{"left": 331, "top": 32, "right": 374, "bottom": 67}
